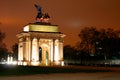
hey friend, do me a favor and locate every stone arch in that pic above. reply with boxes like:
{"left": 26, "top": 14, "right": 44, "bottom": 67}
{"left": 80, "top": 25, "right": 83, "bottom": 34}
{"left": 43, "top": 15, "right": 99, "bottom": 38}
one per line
{"left": 39, "top": 43, "right": 50, "bottom": 66}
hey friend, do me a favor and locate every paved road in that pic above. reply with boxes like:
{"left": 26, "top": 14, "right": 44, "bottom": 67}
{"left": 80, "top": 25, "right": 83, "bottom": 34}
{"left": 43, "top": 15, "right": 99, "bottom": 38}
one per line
{"left": 0, "top": 72, "right": 120, "bottom": 80}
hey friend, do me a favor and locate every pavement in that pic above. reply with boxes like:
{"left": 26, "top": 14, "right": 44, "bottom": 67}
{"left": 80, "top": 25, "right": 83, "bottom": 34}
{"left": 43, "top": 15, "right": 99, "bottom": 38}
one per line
{"left": 0, "top": 72, "right": 120, "bottom": 80}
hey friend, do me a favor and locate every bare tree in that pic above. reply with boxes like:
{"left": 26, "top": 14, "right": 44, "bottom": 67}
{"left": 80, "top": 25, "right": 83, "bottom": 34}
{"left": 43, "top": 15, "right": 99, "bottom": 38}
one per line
{"left": 77, "top": 27, "right": 120, "bottom": 61}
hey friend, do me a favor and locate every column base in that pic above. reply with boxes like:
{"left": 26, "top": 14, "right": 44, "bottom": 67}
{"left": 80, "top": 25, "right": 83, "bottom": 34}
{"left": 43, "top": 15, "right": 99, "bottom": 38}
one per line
{"left": 51, "top": 61, "right": 64, "bottom": 66}
{"left": 31, "top": 61, "right": 40, "bottom": 66}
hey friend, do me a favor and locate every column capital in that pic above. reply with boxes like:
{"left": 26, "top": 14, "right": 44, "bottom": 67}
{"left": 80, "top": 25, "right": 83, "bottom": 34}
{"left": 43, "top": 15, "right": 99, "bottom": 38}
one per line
{"left": 22, "top": 37, "right": 26, "bottom": 42}
{"left": 30, "top": 37, "right": 34, "bottom": 41}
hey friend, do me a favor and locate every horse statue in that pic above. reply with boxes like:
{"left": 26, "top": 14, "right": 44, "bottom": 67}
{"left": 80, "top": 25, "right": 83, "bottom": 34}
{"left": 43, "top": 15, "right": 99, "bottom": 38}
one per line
{"left": 34, "top": 4, "right": 50, "bottom": 23}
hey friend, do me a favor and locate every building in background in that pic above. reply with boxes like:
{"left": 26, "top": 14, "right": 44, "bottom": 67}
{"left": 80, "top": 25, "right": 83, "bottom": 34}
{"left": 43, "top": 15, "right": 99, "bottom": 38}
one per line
{"left": 17, "top": 5, "right": 65, "bottom": 66}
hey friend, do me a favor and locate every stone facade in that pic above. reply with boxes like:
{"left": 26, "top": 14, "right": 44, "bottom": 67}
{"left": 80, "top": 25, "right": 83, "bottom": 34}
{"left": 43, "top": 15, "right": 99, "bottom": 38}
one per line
{"left": 17, "top": 24, "right": 65, "bottom": 66}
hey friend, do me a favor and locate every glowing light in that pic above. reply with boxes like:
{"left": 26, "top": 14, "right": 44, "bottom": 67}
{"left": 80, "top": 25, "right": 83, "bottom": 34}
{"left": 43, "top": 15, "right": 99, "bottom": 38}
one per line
{"left": 61, "top": 61, "right": 64, "bottom": 66}
{"left": 18, "top": 61, "right": 22, "bottom": 65}
{"left": 7, "top": 56, "right": 13, "bottom": 64}
{"left": 31, "top": 61, "right": 40, "bottom": 66}
{"left": 54, "top": 45, "right": 59, "bottom": 62}
{"left": 23, "top": 25, "right": 29, "bottom": 31}
{"left": 32, "top": 38, "right": 39, "bottom": 61}
{"left": 6, "top": 55, "right": 18, "bottom": 65}
{"left": 12, "top": 61, "right": 17, "bottom": 65}
{"left": 7, "top": 56, "right": 10, "bottom": 63}
{"left": 23, "top": 62, "right": 27, "bottom": 66}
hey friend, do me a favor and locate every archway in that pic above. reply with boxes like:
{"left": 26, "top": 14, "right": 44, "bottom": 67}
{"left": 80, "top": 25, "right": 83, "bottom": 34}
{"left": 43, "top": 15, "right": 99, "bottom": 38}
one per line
{"left": 39, "top": 43, "right": 49, "bottom": 66}
{"left": 39, "top": 47, "right": 42, "bottom": 62}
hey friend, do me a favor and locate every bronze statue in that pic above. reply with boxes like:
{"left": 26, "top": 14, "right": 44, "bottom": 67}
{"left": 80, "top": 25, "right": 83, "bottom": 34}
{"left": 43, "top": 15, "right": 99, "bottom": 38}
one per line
{"left": 34, "top": 4, "right": 50, "bottom": 23}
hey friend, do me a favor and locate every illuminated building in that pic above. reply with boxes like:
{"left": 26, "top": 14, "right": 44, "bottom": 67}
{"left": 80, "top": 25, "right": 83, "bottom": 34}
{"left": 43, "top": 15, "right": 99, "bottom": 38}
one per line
{"left": 17, "top": 5, "right": 65, "bottom": 66}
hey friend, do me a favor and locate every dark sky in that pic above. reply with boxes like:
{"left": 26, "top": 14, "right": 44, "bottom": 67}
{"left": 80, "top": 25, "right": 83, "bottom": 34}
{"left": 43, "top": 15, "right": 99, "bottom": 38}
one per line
{"left": 0, "top": 0, "right": 120, "bottom": 51}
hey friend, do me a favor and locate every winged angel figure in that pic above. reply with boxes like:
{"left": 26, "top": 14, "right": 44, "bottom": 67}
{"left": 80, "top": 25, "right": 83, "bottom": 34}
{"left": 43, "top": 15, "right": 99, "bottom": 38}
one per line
{"left": 34, "top": 4, "right": 50, "bottom": 23}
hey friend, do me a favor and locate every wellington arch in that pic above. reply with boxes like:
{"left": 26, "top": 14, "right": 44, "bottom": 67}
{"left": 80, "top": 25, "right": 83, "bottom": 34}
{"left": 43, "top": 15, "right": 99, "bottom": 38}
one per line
{"left": 16, "top": 5, "right": 65, "bottom": 66}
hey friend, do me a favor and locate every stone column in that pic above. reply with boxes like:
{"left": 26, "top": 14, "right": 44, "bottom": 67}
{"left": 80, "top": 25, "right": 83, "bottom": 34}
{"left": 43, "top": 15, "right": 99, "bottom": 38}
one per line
{"left": 22, "top": 37, "right": 26, "bottom": 61}
{"left": 49, "top": 39, "right": 53, "bottom": 65}
{"left": 18, "top": 38, "right": 24, "bottom": 65}
{"left": 27, "top": 37, "right": 30, "bottom": 62}
{"left": 53, "top": 39, "right": 64, "bottom": 65}
{"left": 54, "top": 39, "right": 60, "bottom": 65}
{"left": 24, "top": 37, "right": 29, "bottom": 61}
{"left": 22, "top": 37, "right": 30, "bottom": 65}
{"left": 25, "top": 37, "right": 31, "bottom": 62}
{"left": 59, "top": 39, "right": 64, "bottom": 65}
{"left": 31, "top": 38, "right": 39, "bottom": 62}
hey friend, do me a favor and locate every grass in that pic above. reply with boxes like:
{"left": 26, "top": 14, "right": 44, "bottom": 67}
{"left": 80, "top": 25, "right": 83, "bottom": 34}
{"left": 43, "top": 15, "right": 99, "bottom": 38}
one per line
{"left": 0, "top": 64, "right": 112, "bottom": 76}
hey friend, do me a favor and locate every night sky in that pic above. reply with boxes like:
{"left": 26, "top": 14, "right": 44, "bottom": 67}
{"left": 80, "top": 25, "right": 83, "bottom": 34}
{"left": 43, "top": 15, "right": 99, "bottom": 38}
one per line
{"left": 0, "top": 0, "right": 120, "bottom": 51}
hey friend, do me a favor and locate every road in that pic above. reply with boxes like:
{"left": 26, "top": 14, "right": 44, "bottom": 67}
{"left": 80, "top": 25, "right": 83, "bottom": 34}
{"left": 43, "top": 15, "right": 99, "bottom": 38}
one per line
{"left": 0, "top": 72, "right": 120, "bottom": 80}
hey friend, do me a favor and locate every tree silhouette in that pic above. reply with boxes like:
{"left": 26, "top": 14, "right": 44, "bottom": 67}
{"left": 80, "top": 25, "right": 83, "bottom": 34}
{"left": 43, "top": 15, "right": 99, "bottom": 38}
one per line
{"left": 64, "top": 45, "right": 80, "bottom": 65}
{"left": 0, "top": 29, "right": 8, "bottom": 61}
{"left": 11, "top": 43, "right": 18, "bottom": 60}
{"left": 78, "top": 27, "right": 99, "bottom": 55}
{"left": 64, "top": 45, "right": 76, "bottom": 60}
{"left": 100, "top": 28, "right": 120, "bottom": 60}
{"left": 77, "top": 27, "right": 120, "bottom": 62}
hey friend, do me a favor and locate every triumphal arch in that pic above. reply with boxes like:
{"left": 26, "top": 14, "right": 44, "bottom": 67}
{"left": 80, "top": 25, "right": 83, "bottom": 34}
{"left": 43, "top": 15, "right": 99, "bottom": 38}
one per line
{"left": 17, "top": 5, "right": 65, "bottom": 66}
